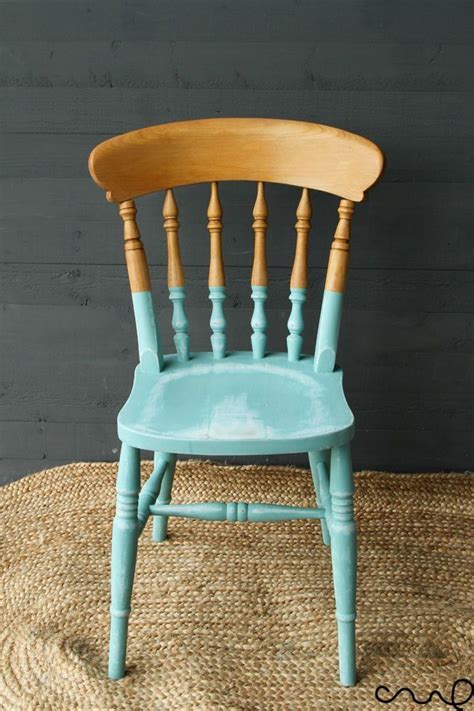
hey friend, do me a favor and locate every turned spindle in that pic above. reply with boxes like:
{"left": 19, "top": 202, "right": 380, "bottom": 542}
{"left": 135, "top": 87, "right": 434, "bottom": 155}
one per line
{"left": 163, "top": 189, "right": 189, "bottom": 361}
{"left": 119, "top": 200, "right": 162, "bottom": 372}
{"left": 325, "top": 199, "right": 354, "bottom": 294}
{"left": 287, "top": 188, "right": 311, "bottom": 361}
{"left": 150, "top": 500, "right": 325, "bottom": 523}
{"left": 250, "top": 182, "right": 268, "bottom": 359}
{"left": 314, "top": 199, "right": 355, "bottom": 373}
{"left": 119, "top": 200, "right": 151, "bottom": 293}
{"left": 207, "top": 182, "right": 226, "bottom": 359}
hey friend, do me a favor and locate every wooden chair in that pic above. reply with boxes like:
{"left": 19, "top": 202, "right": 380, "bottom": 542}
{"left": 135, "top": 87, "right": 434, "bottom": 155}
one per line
{"left": 88, "top": 118, "right": 384, "bottom": 686}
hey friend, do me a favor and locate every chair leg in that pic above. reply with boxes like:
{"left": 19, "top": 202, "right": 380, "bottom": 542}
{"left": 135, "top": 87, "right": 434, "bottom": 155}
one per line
{"left": 329, "top": 443, "right": 357, "bottom": 686}
{"left": 152, "top": 453, "right": 177, "bottom": 542}
{"left": 108, "top": 443, "right": 141, "bottom": 680}
{"left": 137, "top": 453, "right": 170, "bottom": 534}
{"left": 308, "top": 449, "right": 331, "bottom": 545}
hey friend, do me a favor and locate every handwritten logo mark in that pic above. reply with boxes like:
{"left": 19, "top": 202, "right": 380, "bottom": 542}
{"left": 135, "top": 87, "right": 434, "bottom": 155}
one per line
{"left": 375, "top": 678, "right": 473, "bottom": 710}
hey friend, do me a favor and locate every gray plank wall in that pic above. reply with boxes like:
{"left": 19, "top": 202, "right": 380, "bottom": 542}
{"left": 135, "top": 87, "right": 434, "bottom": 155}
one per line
{"left": 1, "top": 1, "right": 473, "bottom": 483}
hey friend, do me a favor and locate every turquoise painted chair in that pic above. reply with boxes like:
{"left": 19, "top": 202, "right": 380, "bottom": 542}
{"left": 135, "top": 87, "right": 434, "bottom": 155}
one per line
{"left": 88, "top": 118, "right": 384, "bottom": 685}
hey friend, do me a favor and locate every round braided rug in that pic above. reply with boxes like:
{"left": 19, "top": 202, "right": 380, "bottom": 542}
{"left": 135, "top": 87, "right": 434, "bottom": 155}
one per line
{"left": 0, "top": 462, "right": 472, "bottom": 710}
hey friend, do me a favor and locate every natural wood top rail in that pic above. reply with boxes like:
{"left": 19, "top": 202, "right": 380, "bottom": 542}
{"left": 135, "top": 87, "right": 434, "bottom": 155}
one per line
{"left": 89, "top": 118, "right": 384, "bottom": 203}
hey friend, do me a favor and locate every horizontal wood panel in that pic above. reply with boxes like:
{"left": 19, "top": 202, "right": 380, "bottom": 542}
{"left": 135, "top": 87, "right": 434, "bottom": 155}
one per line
{"left": 0, "top": 421, "right": 119, "bottom": 460}
{"left": 2, "top": 180, "right": 473, "bottom": 270}
{"left": 2, "top": 300, "right": 472, "bottom": 358}
{"left": 0, "top": 179, "right": 474, "bottom": 270}
{"left": 2, "top": 264, "right": 473, "bottom": 313}
{"left": 1, "top": 1, "right": 472, "bottom": 42}
{"left": 2, "top": 132, "right": 471, "bottom": 183}
{"left": 1, "top": 265, "right": 472, "bottom": 423}
{"left": 1, "top": 89, "right": 471, "bottom": 144}
{"left": 1, "top": 376, "right": 470, "bottom": 432}
{"left": 0, "top": 459, "right": 79, "bottom": 484}
{"left": 1, "top": 302, "right": 472, "bottom": 425}
{"left": 2, "top": 42, "right": 472, "bottom": 92}
{"left": 1, "top": 352, "right": 471, "bottom": 426}
{"left": 1, "top": 424, "right": 472, "bottom": 485}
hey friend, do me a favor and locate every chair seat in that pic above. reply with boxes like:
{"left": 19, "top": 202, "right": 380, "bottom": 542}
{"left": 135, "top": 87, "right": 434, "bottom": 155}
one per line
{"left": 118, "top": 352, "right": 354, "bottom": 455}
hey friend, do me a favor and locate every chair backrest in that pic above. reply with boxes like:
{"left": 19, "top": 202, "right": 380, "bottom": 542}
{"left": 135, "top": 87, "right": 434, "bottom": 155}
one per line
{"left": 88, "top": 118, "right": 384, "bottom": 373}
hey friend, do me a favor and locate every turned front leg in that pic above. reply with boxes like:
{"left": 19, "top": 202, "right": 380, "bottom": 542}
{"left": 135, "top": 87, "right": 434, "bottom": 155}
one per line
{"left": 329, "top": 443, "right": 357, "bottom": 686}
{"left": 109, "top": 444, "right": 141, "bottom": 680}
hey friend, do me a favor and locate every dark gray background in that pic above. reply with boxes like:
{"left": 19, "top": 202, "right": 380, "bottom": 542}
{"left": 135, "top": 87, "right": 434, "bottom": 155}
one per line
{"left": 1, "top": 1, "right": 473, "bottom": 483}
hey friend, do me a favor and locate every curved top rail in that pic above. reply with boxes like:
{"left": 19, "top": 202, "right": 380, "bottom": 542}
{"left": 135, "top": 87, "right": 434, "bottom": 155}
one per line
{"left": 88, "top": 118, "right": 384, "bottom": 203}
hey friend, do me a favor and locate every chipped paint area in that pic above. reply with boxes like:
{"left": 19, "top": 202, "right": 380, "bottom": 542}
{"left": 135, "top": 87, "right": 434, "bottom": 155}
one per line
{"left": 208, "top": 394, "right": 270, "bottom": 439}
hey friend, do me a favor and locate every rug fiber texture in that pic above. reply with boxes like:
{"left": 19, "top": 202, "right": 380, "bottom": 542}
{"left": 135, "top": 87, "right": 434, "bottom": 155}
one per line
{"left": 0, "top": 461, "right": 472, "bottom": 710}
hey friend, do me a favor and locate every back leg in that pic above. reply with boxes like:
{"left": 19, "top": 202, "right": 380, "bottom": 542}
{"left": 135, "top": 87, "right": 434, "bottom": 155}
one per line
{"left": 108, "top": 443, "right": 141, "bottom": 680}
{"left": 152, "top": 453, "right": 177, "bottom": 542}
{"left": 308, "top": 450, "right": 331, "bottom": 545}
{"left": 137, "top": 453, "right": 170, "bottom": 534}
{"left": 329, "top": 443, "right": 357, "bottom": 686}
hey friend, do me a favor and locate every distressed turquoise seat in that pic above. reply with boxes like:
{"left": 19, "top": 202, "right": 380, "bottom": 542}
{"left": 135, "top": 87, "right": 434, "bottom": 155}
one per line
{"left": 89, "top": 118, "right": 384, "bottom": 687}
{"left": 118, "top": 353, "right": 354, "bottom": 455}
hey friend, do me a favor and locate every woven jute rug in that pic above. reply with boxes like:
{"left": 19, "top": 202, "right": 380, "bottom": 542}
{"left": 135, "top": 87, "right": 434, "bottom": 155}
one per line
{"left": 0, "top": 462, "right": 472, "bottom": 710}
